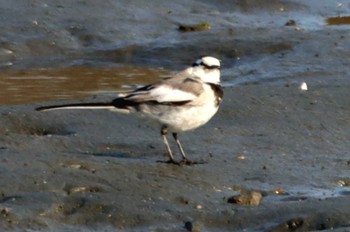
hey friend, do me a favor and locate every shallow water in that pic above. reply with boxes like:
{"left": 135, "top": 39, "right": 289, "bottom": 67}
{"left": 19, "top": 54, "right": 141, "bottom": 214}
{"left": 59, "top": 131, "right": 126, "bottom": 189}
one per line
{"left": 325, "top": 16, "right": 350, "bottom": 25}
{"left": 0, "top": 66, "right": 170, "bottom": 105}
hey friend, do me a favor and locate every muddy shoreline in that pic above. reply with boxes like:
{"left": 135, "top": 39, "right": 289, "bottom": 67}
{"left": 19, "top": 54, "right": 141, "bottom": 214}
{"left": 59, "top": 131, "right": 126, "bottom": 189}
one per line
{"left": 1, "top": 78, "right": 350, "bottom": 231}
{"left": 0, "top": 0, "right": 350, "bottom": 231}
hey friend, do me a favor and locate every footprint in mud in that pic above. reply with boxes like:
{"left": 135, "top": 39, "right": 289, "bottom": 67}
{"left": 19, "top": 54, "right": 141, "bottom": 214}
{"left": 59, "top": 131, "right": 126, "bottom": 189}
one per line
{"left": 55, "top": 197, "right": 86, "bottom": 216}
{"left": 21, "top": 125, "right": 73, "bottom": 136}
{"left": 0, "top": 207, "right": 18, "bottom": 225}
{"left": 59, "top": 161, "right": 97, "bottom": 173}
{"left": 91, "top": 152, "right": 145, "bottom": 160}
{"left": 269, "top": 218, "right": 304, "bottom": 232}
{"left": 90, "top": 143, "right": 150, "bottom": 160}
{"left": 1, "top": 114, "right": 74, "bottom": 136}
{"left": 63, "top": 185, "right": 103, "bottom": 195}
{"left": 270, "top": 216, "right": 350, "bottom": 232}
{"left": 60, "top": 197, "right": 110, "bottom": 215}
{"left": 42, "top": 196, "right": 113, "bottom": 224}
{"left": 1, "top": 204, "right": 51, "bottom": 229}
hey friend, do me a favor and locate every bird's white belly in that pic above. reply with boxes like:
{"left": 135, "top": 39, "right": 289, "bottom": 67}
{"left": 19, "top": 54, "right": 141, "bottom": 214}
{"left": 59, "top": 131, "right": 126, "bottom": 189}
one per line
{"left": 141, "top": 103, "right": 219, "bottom": 133}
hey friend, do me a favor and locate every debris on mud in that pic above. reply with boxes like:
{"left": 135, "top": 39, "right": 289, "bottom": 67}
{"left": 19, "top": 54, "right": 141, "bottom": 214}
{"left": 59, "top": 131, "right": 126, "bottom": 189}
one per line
{"left": 178, "top": 22, "right": 211, "bottom": 32}
{"left": 227, "top": 191, "right": 263, "bottom": 206}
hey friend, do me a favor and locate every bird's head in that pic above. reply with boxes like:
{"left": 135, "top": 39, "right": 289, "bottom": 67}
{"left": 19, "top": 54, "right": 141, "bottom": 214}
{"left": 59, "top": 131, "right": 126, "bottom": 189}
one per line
{"left": 192, "top": 56, "right": 221, "bottom": 84}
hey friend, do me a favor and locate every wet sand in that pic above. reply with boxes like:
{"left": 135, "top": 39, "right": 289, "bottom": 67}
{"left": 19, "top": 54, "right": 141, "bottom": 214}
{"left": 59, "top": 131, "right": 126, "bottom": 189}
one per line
{"left": 0, "top": 0, "right": 350, "bottom": 231}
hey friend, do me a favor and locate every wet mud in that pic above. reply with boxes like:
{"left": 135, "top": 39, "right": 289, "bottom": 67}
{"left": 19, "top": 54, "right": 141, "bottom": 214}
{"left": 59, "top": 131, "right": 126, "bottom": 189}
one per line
{"left": 0, "top": 0, "right": 350, "bottom": 231}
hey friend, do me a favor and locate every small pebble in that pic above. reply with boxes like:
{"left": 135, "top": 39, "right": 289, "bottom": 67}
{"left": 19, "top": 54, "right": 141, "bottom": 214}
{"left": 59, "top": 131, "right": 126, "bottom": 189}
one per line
{"left": 178, "top": 23, "right": 211, "bottom": 32}
{"left": 0, "top": 48, "right": 13, "bottom": 55}
{"left": 184, "top": 221, "right": 201, "bottom": 232}
{"left": 227, "top": 191, "right": 263, "bottom": 206}
{"left": 335, "top": 178, "right": 350, "bottom": 187}
{"left": 285, "top": 19, "right": 296, "bottom": 26}
{"left": 184, "top": 221, "right": 193, "bottom": 231}
{"left": 300, "top": 81, "right": 308, "bottom": 91}
{"left": 272, "top": 187, "right": 285, "bottom": 195}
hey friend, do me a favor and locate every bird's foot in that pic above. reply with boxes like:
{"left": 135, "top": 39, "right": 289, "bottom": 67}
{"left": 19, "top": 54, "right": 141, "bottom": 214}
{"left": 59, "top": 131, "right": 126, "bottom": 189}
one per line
{"left": 180, "top": 158, "right": 207, "bottom": 165}
{"left": 157, "top": 158, "right": 207, "bottom": 166}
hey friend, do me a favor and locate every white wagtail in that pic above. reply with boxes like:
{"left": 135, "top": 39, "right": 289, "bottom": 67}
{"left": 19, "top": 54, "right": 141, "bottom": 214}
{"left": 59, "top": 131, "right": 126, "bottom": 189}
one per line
{"left": 36, "top": 56, "right": 223, "bottom": 165}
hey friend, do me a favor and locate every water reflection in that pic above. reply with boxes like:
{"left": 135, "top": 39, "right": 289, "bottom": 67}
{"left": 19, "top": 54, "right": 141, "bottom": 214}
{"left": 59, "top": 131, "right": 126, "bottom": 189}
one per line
{"left": 0, "top": 66, "right": 170, "bottom": 105}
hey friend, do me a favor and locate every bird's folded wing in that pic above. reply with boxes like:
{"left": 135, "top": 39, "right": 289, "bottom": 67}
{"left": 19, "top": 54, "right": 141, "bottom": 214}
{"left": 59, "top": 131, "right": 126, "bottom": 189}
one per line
{"left": 126, "top": 77, "right": 204, "bottom": 103}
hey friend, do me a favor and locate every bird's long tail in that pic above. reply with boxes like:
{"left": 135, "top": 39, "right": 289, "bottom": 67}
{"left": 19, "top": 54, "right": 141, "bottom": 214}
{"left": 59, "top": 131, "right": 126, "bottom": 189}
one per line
{"left": 36, "top": 97, "right": 138, "bottom": 112}
{"left": 36, "top": 102, "right": 116, "bottom": 112}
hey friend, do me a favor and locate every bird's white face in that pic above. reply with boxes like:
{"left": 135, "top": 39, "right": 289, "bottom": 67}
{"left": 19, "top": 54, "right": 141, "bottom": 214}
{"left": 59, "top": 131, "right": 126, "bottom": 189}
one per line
{"left": 191, "top": 56, "right": 221, "bottom": 84}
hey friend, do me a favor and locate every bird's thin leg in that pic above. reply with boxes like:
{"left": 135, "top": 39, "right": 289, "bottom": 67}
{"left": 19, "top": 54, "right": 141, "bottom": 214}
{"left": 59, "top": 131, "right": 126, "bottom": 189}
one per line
{"left": 172, "top": 133, "right": 187, "bottom": 161}
{"left": 160, "top": 126, "right": 177, "bottom": 163}
{"left": 172, "top": 133, "right": 207, "bottom": 165}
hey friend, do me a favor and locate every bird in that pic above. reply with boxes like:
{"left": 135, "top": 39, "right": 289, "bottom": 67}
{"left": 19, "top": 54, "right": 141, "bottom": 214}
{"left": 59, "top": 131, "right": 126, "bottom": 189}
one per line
{"left": 36, "top": 56, "right": 223, "bottom": 165}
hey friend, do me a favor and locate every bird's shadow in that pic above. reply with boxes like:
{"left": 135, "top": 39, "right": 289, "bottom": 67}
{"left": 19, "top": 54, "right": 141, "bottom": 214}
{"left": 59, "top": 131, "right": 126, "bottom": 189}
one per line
{"left": 89, "top": 152, "right": 148, "bottom": 160}
{"left": 91, "top": 153, "right": 207, "bottom": 165}
{"left": 80, "top": 151, "right": 208, "bottom": 165}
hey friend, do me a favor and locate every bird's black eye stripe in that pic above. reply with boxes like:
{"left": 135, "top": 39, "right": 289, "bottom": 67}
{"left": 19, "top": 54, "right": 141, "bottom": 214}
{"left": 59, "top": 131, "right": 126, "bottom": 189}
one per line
{"left": 207, "top": 65, "right": 220, "bottom": 70}
{"left": 201, "top": 62, "right": 220, "bottom": 70}
{"left": 192, "top": 62, "right": 220, "bottom": 70}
